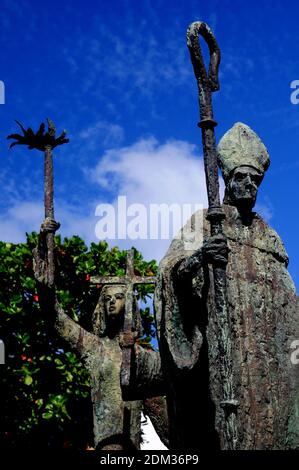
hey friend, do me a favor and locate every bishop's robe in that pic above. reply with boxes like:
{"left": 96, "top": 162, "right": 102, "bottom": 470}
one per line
{"left": 155, "top": 204, "right": 299, "bottom": 450}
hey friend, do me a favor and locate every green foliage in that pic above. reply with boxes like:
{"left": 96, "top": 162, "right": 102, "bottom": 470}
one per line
{"left": 0, "top": 235, "right": 157, "bottom": 449}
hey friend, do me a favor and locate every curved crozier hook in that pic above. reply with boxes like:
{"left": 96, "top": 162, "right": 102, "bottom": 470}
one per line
{"left": 187, "top": 21, "right": 220, "bottom": 92}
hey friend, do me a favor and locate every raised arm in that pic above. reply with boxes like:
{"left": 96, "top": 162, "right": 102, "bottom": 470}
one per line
{"left": 54, "top": 301, "right": 97, "bottom": 357}
{"left": 33, "top": 218, "right": 96, "bottom": 357}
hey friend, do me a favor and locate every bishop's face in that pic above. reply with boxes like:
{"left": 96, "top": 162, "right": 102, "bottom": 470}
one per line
{"left": 103, "top": 286, "right": 126, "bottom": 318}
{"left": 227, "top": 166, "right": 263, "bottom": 211}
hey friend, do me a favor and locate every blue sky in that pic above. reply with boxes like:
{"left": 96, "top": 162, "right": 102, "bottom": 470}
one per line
{"left": 0, "top": 0, "right": 299, "bottom": 289}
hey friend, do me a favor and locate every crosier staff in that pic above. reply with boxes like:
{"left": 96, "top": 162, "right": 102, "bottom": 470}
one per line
{"left": 186, "top": 21, "right": 238, "bottom": 449}
{"left": 8, "top": 118, "right": 69, "bottom": 288}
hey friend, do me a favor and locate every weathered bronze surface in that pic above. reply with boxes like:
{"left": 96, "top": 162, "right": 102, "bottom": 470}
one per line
{"left": 90, "top": 249, "right": 156, "bottom": 394}
{"left": 34, "top": 243, "right": 143, "bottom": 450}
{"left": 55, "top": 290, "right": 142, "bottom": 450}
{"left": 155, "top": 121, "right": 299, "bottom": 450}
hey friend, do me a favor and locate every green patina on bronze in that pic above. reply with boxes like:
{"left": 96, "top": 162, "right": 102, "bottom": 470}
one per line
{"left": 155, "top": 202, "right": 299, "bottom": 449}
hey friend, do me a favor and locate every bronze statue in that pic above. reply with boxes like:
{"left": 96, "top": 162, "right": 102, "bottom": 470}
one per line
{"left": 8, "top": 22, "right": 298, "bottom": 452}
{"left": 33, "top": 220, "right": 168, "bottom": 450}
{"left": 34, "top": 228, "right": 142, "bottom": 449}
{"left": 149, "top": 22, "right": 299, "bottom": 450}
{"left": 154, "top": 122, "right": 299, "bottom": 450}
{"left": 7, "top": 119, "right": 168, "bottom": 450}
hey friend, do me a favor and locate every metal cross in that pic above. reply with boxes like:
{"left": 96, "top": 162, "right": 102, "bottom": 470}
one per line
{"left": 90, "top": 249, "right": 156, "bottom": 390}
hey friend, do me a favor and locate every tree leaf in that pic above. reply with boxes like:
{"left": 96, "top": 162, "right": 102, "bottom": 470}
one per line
{"left": 24, "top": 375, "right": 33, "bottom": 386}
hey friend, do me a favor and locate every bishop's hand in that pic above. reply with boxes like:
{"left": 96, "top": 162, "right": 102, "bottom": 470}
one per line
{"left": 33, "top": 217, "right": 60, "bottom": 286}
{"left": 202, "top": 234, "right": 229, "bottom": 266}
{"left": 175, "top": 234, "right": 229, "bottom": 281}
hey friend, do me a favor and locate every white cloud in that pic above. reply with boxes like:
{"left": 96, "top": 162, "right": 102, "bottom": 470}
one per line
{"left": 92, "top": 137, "right": 206, "bottom": 203}
{"left": 0, "top": 200, "right": 97, "bottom": 246}
{"left": 90, "top": 137, "right": 223, "bottom": 261}
{"left": 0, "top": 137, "right": 226, "bottom": 265}
{"left": 0, "top": 202, "right": 43, "bottom": 243}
